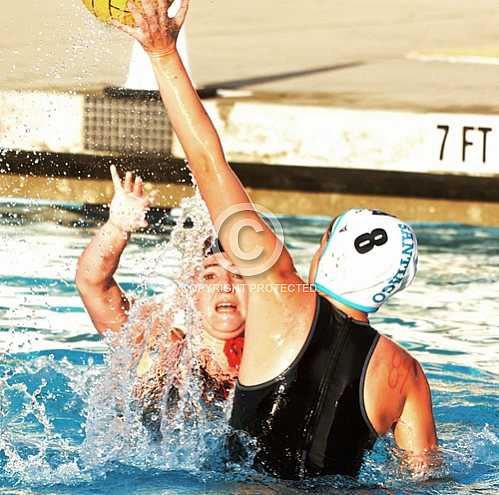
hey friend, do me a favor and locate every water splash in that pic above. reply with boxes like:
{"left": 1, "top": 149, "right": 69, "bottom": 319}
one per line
{"left": 0, "top": 191, "right": 251, "bottom": 486}
{"left": 0, "top": 353, "right": 93, "bottom": 485}
{"left": 81, "top": 190, "right": 240, "bottom": 475}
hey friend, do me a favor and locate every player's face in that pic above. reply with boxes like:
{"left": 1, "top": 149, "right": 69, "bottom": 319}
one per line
{"left": 308, "top": 218, "right": 336, "bottom": 284}
{"left": 195, "top": 254, "right": 247, "bottom": 340}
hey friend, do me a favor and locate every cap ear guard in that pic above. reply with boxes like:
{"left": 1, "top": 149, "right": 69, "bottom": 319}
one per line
{"left": 313, "top": 209, "right": 418, "bottom": 313}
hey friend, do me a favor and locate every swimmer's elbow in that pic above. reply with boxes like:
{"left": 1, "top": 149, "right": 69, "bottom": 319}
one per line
{"left": 75, "top": 262, "right": 109, "bottom": 295}
{"left": 75, "top": 261, "right": 94, "bottom": 293}
{"left": 189, "top": 155, "right": 223, "bottom": 184}
{"left": 75, "top": 263, "right": 89, "bottom": 292}
{"left": 186, "top": 141, "right": 231, "bottom": 178}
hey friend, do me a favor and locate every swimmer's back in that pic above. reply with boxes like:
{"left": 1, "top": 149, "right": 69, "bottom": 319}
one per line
{"left": 230, "top": 295, "right": 379, "bottom": 478}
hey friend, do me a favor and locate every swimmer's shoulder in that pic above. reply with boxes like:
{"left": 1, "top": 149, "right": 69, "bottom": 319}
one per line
{"left": 364, "top": 334, "right": 426, "bottom": 435}
{"left": 369, "top": 335, "right": 423, "bottom": 393}
{"left": 370, "top": 336, "right": 437, "bottom": 455}
{"left": 370, "top": 335, "right": 414, "bottom": 368}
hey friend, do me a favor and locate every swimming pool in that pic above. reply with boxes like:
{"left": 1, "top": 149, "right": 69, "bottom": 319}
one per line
{"left": 0, "top": 199, "right": 497, "bottom": 494}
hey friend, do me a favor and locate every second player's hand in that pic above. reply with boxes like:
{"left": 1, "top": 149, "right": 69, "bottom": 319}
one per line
{"left": 109, "top": 165, "right": 152, "bottom": 233}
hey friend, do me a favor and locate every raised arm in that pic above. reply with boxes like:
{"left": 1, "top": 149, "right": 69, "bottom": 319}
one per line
{"left": 75, "top": 166, "right": 151, "bottom": 334}
{"left": 114, "top": 0, "right": 295, "bottom": 281}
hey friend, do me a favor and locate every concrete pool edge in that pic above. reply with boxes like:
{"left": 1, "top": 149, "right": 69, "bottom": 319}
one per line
{"left": 1, "top": 87, "right": 499, "bottom": 224}
{"left": 2, "top": 151, "right": 499, "bottom": 226}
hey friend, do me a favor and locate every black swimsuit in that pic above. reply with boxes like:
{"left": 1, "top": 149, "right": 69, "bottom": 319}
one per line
{"left": 229, "top": 294, "right": 380, "bottom": 479}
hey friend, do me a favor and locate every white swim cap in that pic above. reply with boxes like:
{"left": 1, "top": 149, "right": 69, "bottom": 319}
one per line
{"left": 313, "top": 209, "right": 418, "bottom": 313}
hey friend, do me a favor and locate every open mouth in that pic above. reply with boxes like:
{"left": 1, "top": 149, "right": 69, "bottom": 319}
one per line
{"left": 215, "top": 302, "right": 237, "bottom": 313}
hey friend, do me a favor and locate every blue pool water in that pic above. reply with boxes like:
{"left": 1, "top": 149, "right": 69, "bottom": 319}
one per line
{"left": 0, "top": 199, "right": 497, "bottom": 494}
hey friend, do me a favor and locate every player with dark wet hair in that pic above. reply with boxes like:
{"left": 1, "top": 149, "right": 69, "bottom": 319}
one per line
{"left": 75, "top": 166, "right": 246, "bottom": 437}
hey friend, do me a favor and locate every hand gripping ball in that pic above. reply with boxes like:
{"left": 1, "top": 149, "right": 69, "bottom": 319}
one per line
{"left": 81, "top": 0, "right": 149, "bottom": 26}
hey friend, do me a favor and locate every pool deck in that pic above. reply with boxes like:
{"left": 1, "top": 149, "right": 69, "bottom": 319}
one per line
{"left": 1, "top": 1, "right": 499, "bottom": 224}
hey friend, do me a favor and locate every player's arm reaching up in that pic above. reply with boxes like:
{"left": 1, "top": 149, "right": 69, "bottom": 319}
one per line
{"left": 113, "top": 0, "right": 295, "bottom": 282}
{"left": 115, "top": 0, "right": 317, "bottom": 389}
{"left": 75, "top": 166, "right": 151, "bottom": 333}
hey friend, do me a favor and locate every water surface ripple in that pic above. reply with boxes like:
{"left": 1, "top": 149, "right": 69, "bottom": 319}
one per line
{"left": 0, "top": 203, "right": 497, "bottom": 494}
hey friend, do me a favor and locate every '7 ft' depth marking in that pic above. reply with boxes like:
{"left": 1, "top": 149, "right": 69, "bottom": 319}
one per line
{"left": 438, "top": 125, "right": 492, "bottom": 163}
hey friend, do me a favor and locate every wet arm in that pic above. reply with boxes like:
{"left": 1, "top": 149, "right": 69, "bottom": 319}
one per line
{"left": 393, "top": 360, "right": 439, "bottom": 471}
{"left": 75, "top": 221, "right": 131, "bottom": 334}
{"left": 149, "top": 49, "right": 295, "bottom": 279}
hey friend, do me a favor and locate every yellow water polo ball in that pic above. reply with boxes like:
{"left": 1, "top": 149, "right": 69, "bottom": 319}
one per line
{"left": 81, "top": 0, "right": 150, "bottom": 27}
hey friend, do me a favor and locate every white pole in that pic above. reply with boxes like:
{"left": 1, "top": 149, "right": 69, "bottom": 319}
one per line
{"left": 124, "top": 0, "right": 192, "bottom": 90}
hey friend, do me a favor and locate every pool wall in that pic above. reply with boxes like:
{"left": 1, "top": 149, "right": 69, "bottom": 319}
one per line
{"left": 1, "top": 88, "right": 499, "bottom": 224}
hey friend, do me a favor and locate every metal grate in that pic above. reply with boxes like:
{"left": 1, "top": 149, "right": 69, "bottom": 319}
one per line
{"left": 83, "top": 90, "right": 172, "bottom": 155}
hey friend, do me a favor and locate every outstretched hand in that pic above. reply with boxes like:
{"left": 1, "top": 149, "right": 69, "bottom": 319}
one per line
{"left": 112, "top": 0, "right": 189, "bottom": 56}
{"left": 109, "top": 165, "right": 153, "bottom": 233}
